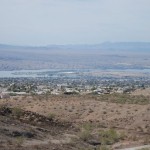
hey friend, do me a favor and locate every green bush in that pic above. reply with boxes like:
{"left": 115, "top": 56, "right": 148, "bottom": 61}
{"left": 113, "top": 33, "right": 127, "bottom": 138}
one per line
{"left": 12, "top": 107, "right": 23, "bottom": 118}
{"left": 97, "top": 94, "right": 150, "bottom": 105}
{"left": 15, "top": 137, "right": 24, "bottom": 147}
{"left": 99, "top": 129, "right": 120, "bottom": 145}
{"left": 79, "top": 123, "right": 92, "bottom": 141}
{"left": 99, "top": 146, "right": 110, "bottom": 150}
{"left": 47, "top": 113, "right": 55, "bottom": 120}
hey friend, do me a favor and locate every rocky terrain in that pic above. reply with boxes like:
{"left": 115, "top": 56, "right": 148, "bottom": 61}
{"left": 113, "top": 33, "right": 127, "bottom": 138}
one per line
{"left": 0, "top": 94, "right": 150, "bottom": 150}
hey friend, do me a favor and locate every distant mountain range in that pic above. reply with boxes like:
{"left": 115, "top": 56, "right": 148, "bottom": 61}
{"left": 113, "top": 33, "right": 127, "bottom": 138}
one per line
{"left": 0, "top": 42, "right": 150, "bottom": 52}
{"left": 0, "top": 42, "right": 150, "bottom": 71}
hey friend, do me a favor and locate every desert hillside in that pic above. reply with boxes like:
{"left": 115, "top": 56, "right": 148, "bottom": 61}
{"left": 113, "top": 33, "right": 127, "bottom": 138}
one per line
{"left": 0, "top": 94, "right": 149, "bottom": 150}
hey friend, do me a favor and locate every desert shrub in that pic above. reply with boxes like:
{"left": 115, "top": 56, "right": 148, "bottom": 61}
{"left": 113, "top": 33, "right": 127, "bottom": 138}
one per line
{"left": 79, "top": 129, "right": 91, "bottom": 142}
{"left": 12, "top": 107, "right": 23, "bottom": 118}
{"left": 96, "top": 94, "right": 150, "bottom": 105}
{"left": 82, "top": 123, "right": 92, "bottom": 131}
{"left": 119, "top": 131, "right": 126, "bottom": 140}
{"left": 99, "top": 129, "right": 120, "bottom": 145}
{"left": 98, "top": 146, "right": 110, "bottom": 150}
{"left": 143, "top": 136, "right": 150, "bottom": 144}
{"left": 79, "top": 123, "right": 92, "bottom": 141}
{"left": 47, "top": 113, "right": 55, "bottom": 120}
{"left": 15, "top": 137, "right": 24, "bottom": 147}
{"left": 9, "top": 93, "right": 17, "bottom": 96}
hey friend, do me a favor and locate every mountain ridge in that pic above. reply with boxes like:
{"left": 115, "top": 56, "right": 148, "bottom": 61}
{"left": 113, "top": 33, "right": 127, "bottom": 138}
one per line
{"left": 0, "top": 42, "right": 150, "bottom": 51}
{"left": 0, "top": 42, "right": 150, "bottom": 71}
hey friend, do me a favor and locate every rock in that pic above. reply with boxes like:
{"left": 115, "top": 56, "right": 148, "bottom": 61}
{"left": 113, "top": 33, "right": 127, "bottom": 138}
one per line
{"left": 11, "top": 131, "right": 35, "bottom": 138}
{"left": 12, "top": 131, "right": 22, "bottom": 137}
{"left": 0, "top": 107, "right": 12, "bottom": 116}
{"left": 23, "top": 132, "right": 34, "bottom": 138}
{"left": 87, "top": 140, "right": 101, "bottom": 146}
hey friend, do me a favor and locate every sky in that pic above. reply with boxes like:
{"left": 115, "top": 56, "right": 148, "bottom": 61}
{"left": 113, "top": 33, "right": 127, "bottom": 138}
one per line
{"left": 0, "top": 0, "right": 150, "bottom": 46}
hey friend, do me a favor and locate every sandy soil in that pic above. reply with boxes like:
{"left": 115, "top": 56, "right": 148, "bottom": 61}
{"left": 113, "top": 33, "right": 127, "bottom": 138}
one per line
{"left": 0, "top": 94, "right": 150, "bottom": 150}
{"left": 132, "top": 88, "right": 150, "bottom": 96}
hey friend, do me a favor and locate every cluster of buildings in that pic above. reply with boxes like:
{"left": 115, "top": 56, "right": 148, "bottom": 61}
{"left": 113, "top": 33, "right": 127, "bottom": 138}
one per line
{"left": 0, "top": 76, "right": 149, "bottom": 98}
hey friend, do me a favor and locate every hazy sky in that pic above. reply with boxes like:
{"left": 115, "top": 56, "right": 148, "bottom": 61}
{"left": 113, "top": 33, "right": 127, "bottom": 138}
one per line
{"left": 0, "top": 0, "right": 150, "bottom": 45}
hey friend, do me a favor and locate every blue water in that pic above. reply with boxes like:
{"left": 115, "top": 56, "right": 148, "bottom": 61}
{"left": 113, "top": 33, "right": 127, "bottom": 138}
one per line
{"left": 0, "top": 68, "right": 150, "bottom": 78}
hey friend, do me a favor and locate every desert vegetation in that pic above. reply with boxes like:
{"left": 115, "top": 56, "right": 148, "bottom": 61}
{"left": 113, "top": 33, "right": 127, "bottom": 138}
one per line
{"left": 0, "top": 92, "right": 150, "bottom": 150}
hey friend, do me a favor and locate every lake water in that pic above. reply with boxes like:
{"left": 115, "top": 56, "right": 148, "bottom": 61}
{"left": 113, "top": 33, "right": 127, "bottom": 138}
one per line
{"left": 0, "top": 68, "right": 150, "bottom": 78}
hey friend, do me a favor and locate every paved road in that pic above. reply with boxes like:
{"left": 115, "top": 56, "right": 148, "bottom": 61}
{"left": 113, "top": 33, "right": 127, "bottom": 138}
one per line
{"left": 118, "top": 145, "right": 150, "bottom": 150}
